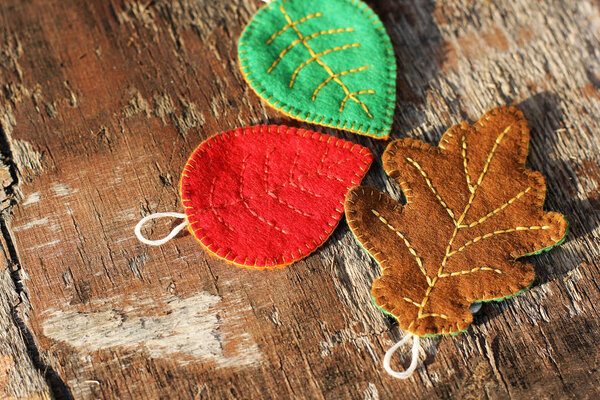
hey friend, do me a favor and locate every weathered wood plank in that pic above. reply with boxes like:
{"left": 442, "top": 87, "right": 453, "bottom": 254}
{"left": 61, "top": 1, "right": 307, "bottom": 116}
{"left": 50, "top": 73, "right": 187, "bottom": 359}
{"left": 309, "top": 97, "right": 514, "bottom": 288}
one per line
{"left": 0, "top": 22, "right": 59, "bottom": 400}
{"left": 0, "top": 0, "right": 599, "bottom": 398}
{"left": 0, "top": 264, "right": 52, "bottom": 400}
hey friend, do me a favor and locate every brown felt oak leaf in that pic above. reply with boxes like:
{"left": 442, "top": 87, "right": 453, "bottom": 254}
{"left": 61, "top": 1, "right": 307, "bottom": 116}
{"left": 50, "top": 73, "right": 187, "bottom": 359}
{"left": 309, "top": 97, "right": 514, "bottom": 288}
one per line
{"left": 345, "top": 106, "right": 568, "bottom": 336}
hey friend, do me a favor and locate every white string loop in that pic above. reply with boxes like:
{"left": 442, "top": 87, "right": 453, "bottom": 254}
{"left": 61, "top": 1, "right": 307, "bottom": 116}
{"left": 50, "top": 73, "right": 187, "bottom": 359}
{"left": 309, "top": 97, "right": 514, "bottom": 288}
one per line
{"left": 135, "top": 212, "right": 188, "bottom": 246}
{"left": 383, "top": 334, "right": 420, "bottom": 379}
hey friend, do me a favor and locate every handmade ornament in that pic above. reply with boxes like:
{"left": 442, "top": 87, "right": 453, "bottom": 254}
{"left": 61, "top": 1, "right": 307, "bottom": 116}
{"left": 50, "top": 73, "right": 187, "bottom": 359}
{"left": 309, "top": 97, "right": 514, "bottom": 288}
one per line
{"left": 135, "top": 125, "right": 373, "bottom": 268}
{"left": 345, "top": 106, "right": 568, "bottom": 378}
{"left": 239, "top": 0, "right": 396, "bottom": 139}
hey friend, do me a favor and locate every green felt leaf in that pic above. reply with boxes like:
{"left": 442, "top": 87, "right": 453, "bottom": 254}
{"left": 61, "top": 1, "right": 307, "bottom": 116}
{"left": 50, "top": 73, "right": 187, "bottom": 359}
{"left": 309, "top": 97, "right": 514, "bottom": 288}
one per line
{"left": 239, "top": 0, "right": 397, "bottom": 140}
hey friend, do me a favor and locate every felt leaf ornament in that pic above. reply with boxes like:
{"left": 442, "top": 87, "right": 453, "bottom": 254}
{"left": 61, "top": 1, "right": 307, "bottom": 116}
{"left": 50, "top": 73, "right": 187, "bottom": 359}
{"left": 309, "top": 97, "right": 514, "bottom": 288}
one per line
{"left": 136, "top": 125, "right": 373, "bottom": 269}
{"left": 238, "top": 0, "right": 396, "bottom": 139}
{"left": 345, "top": 106, "right": 568, "bottom": 337}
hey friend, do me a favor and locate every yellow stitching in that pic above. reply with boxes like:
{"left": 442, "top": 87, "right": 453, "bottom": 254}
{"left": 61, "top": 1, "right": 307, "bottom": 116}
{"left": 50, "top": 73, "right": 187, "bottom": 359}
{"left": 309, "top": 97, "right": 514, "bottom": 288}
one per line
{"left": 412, "top": 124, "right": 517, "bottom": 327}
{"left": 277, "top": 5, "right": 374, "bottom": 119}
{"left": 418, "top": 313, "right": 448, "bottom": 320}
{"left": 340, "top": 90, "right": 375, "bottom": 117}
{"left": 447, "top": 226, "right": 549, "bottom": 257}
{"left": 312, "top": 66, "right": 370, "bottom": 100}
{"left": 402, "top": 297, "right": 421, "bottom": 308}
{"left": 439, "top": 266, "right": 502, "bottom": 278}
{"left": 406, "top": 157, "right": 456, "bottom": 223}
{"left": 266, "top": 12, "right": 323, "bottom": 44}
{"left": 476, "top": 125, "right": 512, "bottom": 187}
{"left": 462, "top": 187, "right": 532, "bottom": 228}
{"left": 461, "top": 135, "right": 474, "bottom": 193}
{"left": 290, "top": 43, "right": 360, "bottom": 87}
{"left": 267, "top": 27, "right": 354, "bottom": 73}
{"left": 371, "top": 209, "right": 431, "bottom": 285}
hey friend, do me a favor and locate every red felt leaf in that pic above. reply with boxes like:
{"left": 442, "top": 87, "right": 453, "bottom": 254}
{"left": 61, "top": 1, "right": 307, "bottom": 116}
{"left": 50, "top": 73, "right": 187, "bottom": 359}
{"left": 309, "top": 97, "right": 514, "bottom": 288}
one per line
{"left": 180, "top": 125, "right": 373, "bottom": 268}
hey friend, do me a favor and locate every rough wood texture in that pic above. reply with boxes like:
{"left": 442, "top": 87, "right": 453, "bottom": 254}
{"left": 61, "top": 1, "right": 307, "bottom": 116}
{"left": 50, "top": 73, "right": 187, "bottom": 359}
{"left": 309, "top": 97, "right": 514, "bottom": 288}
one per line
{"left": 0, "top": 0, "right": 599, "bottom": 398}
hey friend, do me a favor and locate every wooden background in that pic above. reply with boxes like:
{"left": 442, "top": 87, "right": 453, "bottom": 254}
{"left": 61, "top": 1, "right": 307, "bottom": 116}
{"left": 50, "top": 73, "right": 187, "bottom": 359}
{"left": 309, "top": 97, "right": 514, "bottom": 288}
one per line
{"left": 0, "top": 0, "right": 599, "bottom": 398}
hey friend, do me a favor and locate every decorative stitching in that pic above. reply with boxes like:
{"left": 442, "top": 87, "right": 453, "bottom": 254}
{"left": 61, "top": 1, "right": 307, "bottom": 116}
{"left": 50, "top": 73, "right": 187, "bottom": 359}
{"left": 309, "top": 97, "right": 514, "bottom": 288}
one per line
{"left": 239, "top": 154, "right": 289, "bottom": 235}
{"left": 266, "top": 12, "right": 323, "bottom": 44}
{"left": 290, "top": 146, "right": 300, "bottom": 181}
{"left": 267, "top": 192, "right": 313, "bottom": 218}
{"left": 277, "top": 4, "right": 375, "bottom": 117}
{"left": 406, "top": 157, "right": 457, "bottom": 224}
{"left": 420, "top": 312, "right": 448, "bottom": 320}
{"left": 290, "top": 43, "right": 361, "bottom": 87}
{"left": 267, "top": 27, "right": 355, "bottom": 73}
{"left": 340, "top": 90, "right": 376, "bottom": 116}
{"left": 202, "top": 155, "right": 356, "bottom": 212}
{"left": 263, "top": 149, "right": 272, "bottom": 191}
{"left": 439, "top": 266, "right": 503, "bottom": 278}
{"left": 238, "top": 0, "right": 395, "bottom": 138}
{"left": 475, "top": 126, "right": 512, "bottom": 188}
{"left": 447, "top": 226, "right": 550, "bottom": 257}
{"left": 371, "top": 209, "right": 431, "bottom": 285}
{"left": 262, "top": 148, "right": 315, "bottom": 218}
{"left": 462, "top": 187, "right": 532, "bottom": 228}
{"left": 402, "top": 296, "right": 421, "bottom": 308}
{"left": 209, "top": 177, "right": 235, "bottom": 232}
{"left": 413, "top": 124, "right": 515, "bottom": 323}
{"left": 318, "top": 141, "right": 330, "bottom": 171}
{"left": 461, "top": 135, "right": 474, "bottom": 193}
{"left": 311, "top": 66, "right": 370, "bottom": 101}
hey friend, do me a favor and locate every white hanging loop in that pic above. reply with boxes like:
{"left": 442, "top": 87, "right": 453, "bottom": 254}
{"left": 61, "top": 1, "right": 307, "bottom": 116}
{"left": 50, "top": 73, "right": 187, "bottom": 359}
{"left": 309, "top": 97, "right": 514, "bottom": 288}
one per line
{"left": 383, "top": 334, "right": 421, "bottom": 379}
{"left": 135, "top": 212, "right": 188, "bottom": 246}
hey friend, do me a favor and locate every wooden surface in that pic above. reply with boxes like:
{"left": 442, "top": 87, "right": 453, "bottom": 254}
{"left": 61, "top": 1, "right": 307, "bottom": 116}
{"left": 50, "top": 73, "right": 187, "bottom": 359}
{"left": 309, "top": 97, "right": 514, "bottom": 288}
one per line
{"left": 0, "top": 0, "right": 599, "bottom": 398}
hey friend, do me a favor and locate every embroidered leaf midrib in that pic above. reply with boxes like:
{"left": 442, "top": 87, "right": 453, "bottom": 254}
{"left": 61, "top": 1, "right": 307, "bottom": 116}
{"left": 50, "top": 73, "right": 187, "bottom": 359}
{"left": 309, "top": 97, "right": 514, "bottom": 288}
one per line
{"left": 412, "top": 125, "right": 514, "bottom": 323}
{"left": 290, "top": 43, "right": 361, "bottom": 87}
{"left": 238, "top": 154, "right": 291, "bottom": 234}
{"left": 196, "top": 155, "right": 356, "bottom": 214}
{"left": 266, "top": 11, "right": 323, "bottom": 45}
{"left": 268, "top": 4, "right": 376, "bottom": 119}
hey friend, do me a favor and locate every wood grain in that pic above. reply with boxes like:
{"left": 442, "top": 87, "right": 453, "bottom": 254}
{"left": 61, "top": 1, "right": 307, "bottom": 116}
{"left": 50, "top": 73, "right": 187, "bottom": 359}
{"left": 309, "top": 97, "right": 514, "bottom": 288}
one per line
{"left": 0, "top": 0, "right": 599, "bottom": 398}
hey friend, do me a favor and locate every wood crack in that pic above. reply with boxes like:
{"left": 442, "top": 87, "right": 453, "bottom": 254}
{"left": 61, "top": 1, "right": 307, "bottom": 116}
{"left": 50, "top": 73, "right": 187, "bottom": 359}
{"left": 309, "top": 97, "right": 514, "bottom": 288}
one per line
{"left": 0, "top": 218, "right": 73, "bottom": 399}
{"left": 0, "top": 115, "right": 72, "bottom": 399}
